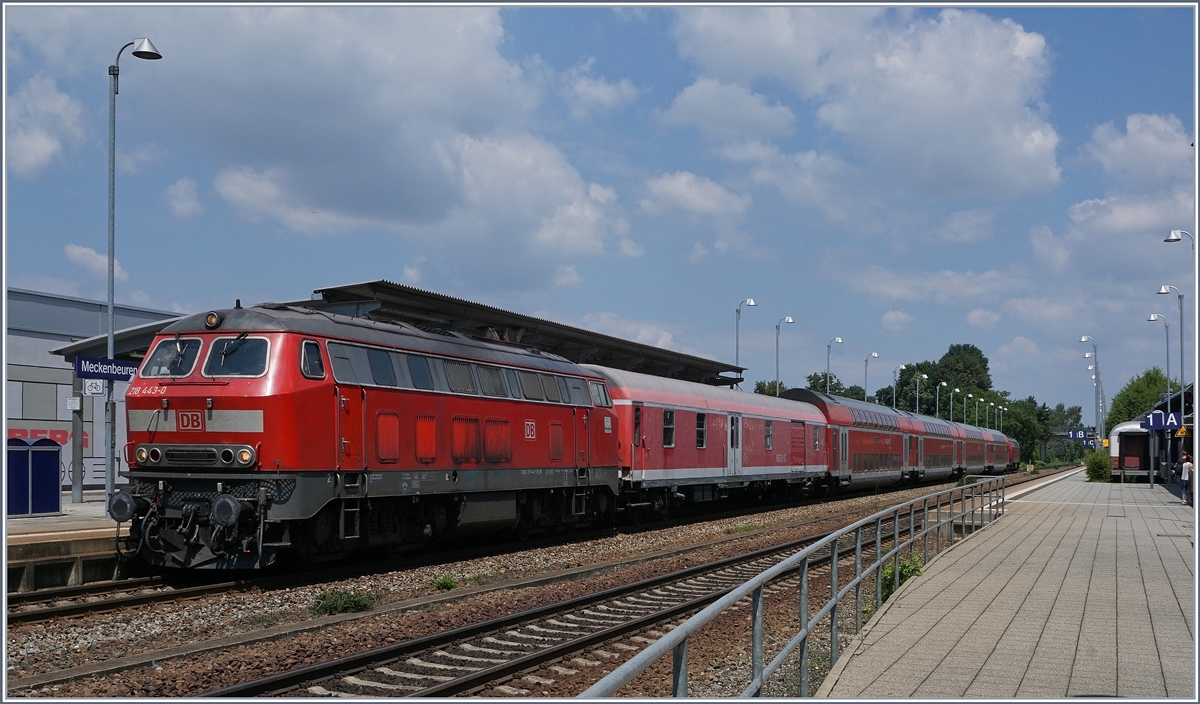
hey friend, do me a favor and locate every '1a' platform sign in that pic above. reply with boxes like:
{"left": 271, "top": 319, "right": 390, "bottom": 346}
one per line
{"left": 1142, "top": 411, "right": 1183, "bottom": 430}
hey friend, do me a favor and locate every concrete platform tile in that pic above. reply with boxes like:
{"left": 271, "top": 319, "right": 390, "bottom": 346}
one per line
{"left": 1116, "top": 679, "right": 1167, "bottom": 697}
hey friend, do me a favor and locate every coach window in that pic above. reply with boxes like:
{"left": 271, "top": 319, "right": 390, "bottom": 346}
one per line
{"left": 444, "top": 361, "right": 478, "bottom": 394}
{"left": 633, "top": 406, "right": 642, "bottom": 446}
{"left": 663, "top": 409, "right": 676, "bottom": 448}
{"left": 765, "top": 420, "right": 773, "bottom": 451}
{"left": 300, "top": 341, "right": 326, "bottom": 380}
{"left": 368, "top": 348, "right": 397, "bottom": 386}
{"left": 408, "top": 355, "right": 435, "bottom": 390}
{"left": 696, "top": 413, "right": 707, "bottom": 448}
{"left": 813, "top": 427, "right": 821, "bottom": 453}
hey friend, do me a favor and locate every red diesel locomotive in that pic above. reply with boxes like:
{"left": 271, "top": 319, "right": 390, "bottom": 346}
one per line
{"left": 110, "top": 302, "right": 1021, "bottom": 569}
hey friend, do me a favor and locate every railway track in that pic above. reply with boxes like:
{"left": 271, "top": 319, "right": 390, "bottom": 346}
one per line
{"left": 201, "top": 519, "right": 896, "bottom": 698}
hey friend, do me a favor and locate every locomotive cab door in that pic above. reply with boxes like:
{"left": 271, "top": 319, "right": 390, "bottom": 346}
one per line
{"left": 335, "top": 384, "right": 365, "bottom": 469}
{"left": 727, "top": 414, "right": 743, "bottom": 475}
{"left": 575, "top": 407, "right": 591, "bottom": 468}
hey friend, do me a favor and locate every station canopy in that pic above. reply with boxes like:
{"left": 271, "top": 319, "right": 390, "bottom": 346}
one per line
{"left": 54, "top": 280, "right": 745, "bottom": 386}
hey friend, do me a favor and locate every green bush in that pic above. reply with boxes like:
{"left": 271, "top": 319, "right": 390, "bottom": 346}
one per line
{"left": 434, "top": 574, "right": 459, "bottom": 591}
{"left": 312, "top": 589, "right": 374, "bottom": 616}
{"left": 1085, "top": 449, "right": 1112, "bottom": 483}
{"left": 880, "top": 552, "right": 923, "bottom": 602}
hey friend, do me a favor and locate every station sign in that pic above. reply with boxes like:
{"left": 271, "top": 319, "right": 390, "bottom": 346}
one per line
{"left": 1141, "top": 411, "right": 1183, "bottom": 430}
{"left": 74, "top": 356, "right": 140, "bottom": 381}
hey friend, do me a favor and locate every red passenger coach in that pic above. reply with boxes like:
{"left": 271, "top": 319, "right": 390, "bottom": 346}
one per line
{"left": 112, "top": 304, "right": 621, "bottom": 569}
{"left": 584, "top": 367, "right": 829, "bottom": 516}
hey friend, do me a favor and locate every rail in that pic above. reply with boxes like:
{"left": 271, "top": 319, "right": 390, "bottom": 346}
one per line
{"left": 579, "top": 475, "right": 1005, "bottom": 698}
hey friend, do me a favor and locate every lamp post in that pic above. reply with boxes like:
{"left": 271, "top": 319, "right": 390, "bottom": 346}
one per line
{"left": 826, "top": 337, "right": 843, "bottom": 393}
{"left": 1165, "top": 228, "right": 1194, "bottom": 257}
{"left": 988, "top": 402, "right": 995, "bottom": 429}
{"left": 935, "top": 381, "right": 947, "bottom": 419}
{"left": 1158, "top": 284, "right": 1185, "bottom": 428}
{"left": 106, "top": 37, "right": 162, "bottom": 517}
{"left": 775, "top": 316, "right": 793, "bottom": 396}
{"left": 735, "top": 298, "right": 756, "bottom": 372}
{"left": 975, "top": 397, "right": 982, "bottom": 426}
{"left": 892, "top": 364, "right": 906, "bottom": 410}
{"left": 915, "top": 373, "right": 928, "bottom": 414}
{"left": 998, "top": 406, "right": 1005, "bottom": 432}
{"left": 966, "top": 394, "right": 973, "bottom": 425}
{"left": 1082, "top": 336, "right": 1100, "bottom": 437}
{"left": 864, "top": 352, "right": 878, "bottom": 403}
{"left": 1149, "top": 313, "right": 1171, "bottom": 407}
{"left": 950, "top": 388, "right": 959, "bottom": 422}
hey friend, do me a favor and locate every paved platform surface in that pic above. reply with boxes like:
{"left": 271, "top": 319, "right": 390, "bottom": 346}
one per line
{"left": 6, "top": 491, "right": 123, "bottom": 546}
{"left": 818, "top": 470, "right": 1195, "bottom": 698}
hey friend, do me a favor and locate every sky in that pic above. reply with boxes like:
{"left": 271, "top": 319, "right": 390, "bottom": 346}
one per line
{"left": 4, "top": 4, "right": 1197, "bottom": 426}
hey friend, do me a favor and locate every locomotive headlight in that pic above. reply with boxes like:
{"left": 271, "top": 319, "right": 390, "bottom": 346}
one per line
{"left": 204, "top": 311, "right": 222, "bottom": 329}
{"left": 148, "top": 447, "right": 162, "bottom": 463}
{"left": 236, "top": 448, "right": 254, "bottom": 465}
{"left": 109, "top": 490, "right": 138, "bottom": 523}
{"left": 135, "top": 446, "right": 149, "bottom": 464}
{"left": 211, "top": 494, "right": 242, "bottom": 528}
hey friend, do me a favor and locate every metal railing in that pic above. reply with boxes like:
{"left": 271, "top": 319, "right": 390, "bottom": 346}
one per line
{"left": 580, "top": 476, "right": 1005, "bottom": 698}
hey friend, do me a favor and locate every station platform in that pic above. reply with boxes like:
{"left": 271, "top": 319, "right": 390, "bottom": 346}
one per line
{"left": 818, "top": 470, "right": 1195, "bottom": 698}
{"left": 6, "top": 491, "right": 126, "bottom": 592}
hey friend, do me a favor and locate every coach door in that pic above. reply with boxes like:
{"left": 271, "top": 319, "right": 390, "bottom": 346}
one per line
{"left": 727, "top": 414, "right": 743, "bottom": 475}
{"left": 335, "top": 385, "right": 365, "bottom": 470}
{"left": 790, "top": 421, "right": 806, "bottom": 469}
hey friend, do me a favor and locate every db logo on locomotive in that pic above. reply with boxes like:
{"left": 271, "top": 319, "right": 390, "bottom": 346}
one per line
{"left": 177, "top": 410, "right": 205, "bottom": 432}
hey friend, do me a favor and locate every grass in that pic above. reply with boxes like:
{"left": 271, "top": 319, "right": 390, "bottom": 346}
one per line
{"left": 879, "top": 552, "right": 923, "bottom": 602}
{"left": 312, "top": 589, "right": 374, "bottom": 616}
{"left": 434, "top": 574, "right": 459, "bottom": 590}
{"left": 724, "top": 521, "right": 770, "bottom": 535}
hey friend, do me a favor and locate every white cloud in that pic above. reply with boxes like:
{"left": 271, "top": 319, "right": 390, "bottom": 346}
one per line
{"left": 747, "top": 148, "right": 863, "bottom": 221}
{"left": 618, "top": 238, "right": 644, "bottom": 257}
{"left": 640, "top": 171, "right": 750, "bottom": 215}
{"left": 402, "top": 256, "right": 426, "bottom": 285}
{"left": 881, "top": 310, "right": 913, "bottom": 334}
{"left": 5, "top": 74, "right": 84, "bottom": 179}
{"left": 563, "top": 58, "right": 638, "bottom": 119}
{"left": 932, "top": 209, "right": 993, "bottom": 243}
{"left": 1027, "top": 225, "right": 1069, "bottom": 272}
{"left": 166, "top": 177, "right": 204, "bottom": 218}
{"left": 1084, "top": 113, "right": 1194, "bottom": 194}
{"left": 117, "top": 146, "right": 168, "bottom": 174}
{"left": 674, "top": 8, "right": 1060, "bottom": 197}
{"left": 690, "top": 242, "right": 709, "bottom": 262}
{"left": 214, "top": 166, "right": 375, "bottom": 234}
{"left": 1066, "top": 188, "right": 1194, "bottom": 235}
{"left": 967, "top": 308, "right": 1000, "bottom": 330}
{"left": 552, "top": 264, "right": 582, "bottom": 287}
{"left": 65, "top": 244, "right": 128, "bottom": 282}
{"left": 581, "top": 312, "right": 676, "bottom": 349}
{"left": 661, "top": 78, "right": 795, "bottom": 138}
{"left": 849, "top": 265, "right": 1021, "bottom": 304}
{"left": 998, "top": 336, "right": 1040, "bottom": 357}
{"left": 1004, "top": 297, "right": 1074, "bottom": 323}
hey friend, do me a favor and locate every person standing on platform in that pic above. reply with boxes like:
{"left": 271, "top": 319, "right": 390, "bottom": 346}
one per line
{"left": 1180, "top": 453, "right": 1192, "bottom": 506}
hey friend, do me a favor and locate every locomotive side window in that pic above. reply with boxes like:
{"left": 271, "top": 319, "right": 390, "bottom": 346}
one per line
{"left": 300, "top": 340, "right": 325, "bottom": 379}
{"left": 476, "top": 365, "right": 507, "bottom": 397}
{"left": 504, "top": 369, "right": 522, "bottom": 398}
{"left": 386, "top": 351, "right": 414, "bottom": 388}
{"left": 518, "top": 371, "right": 544, "bottom": 400}
{"left": 444, "top": 361, "right": 478, "bottom": 394}
{"left": 588, "top": 381, "right": 612, "bottom": 408}
{"left": 566, "top": 377, "right": 591, "bottom": 406}
{"left": 662, "top": 409, "right": 675, "bottom": 448}
{"left": 203, "top": 337, "right": 269, "bottom": 377}
{"left": 555, "top": 376, "right": 571, "bottom": 404}
{"left": 633, "top": 406, "right": 642, "bottom": 446}
{"left": 541, "top": 374, "right": 562, "bottom": 402}
{"left": 408, "top": 355, "right": 435, "bottom": 390}
{"left": 142, "top": 337, "right": 202, "bottom": 378}
{"left": 696, "top": 413, "right": 707, "bottom": 448}
{"left": 368, "top": 348, "right": 397, "bottom": 386}
{"left": 327, "top": 343, "right": 357, "bottom": 383}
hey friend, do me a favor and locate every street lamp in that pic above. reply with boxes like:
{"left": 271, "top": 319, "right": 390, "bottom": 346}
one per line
{"left": 775, "top": 316, "right": 793, "bottom": 396}
{"left": 735, "top": 298, "right": 756, "bottom": 371}
{"left": 935, "top": 381, "right": 947, "bottom": 419}
{"left": 826, "top": 337, "right": 843, "bottom": 393}
{"left": 975, "top": 397, "right": 982, "bottom": 426}
{"left": 950, "top": 388, "right": 960, "bottom": 422}
{"left": 915, "top": 373, "right": 928, "bottom": 414}
{"left": 892, "top": 364, "right": 906, "bottom": 410}
{"left": 1165, "top": 229, "right": 1195, "bottom": 257}
{"left": 1158, "top": 284, "right": 1185, "bottom": 429}
{"left": 106, "top": 37, "right": 162, "bottom": 516}
{"left": 988, "top": 402, "right": 995, "bottom": 429}
{"left": 966, "top": 394, "right": 973, "bottom": 425}
{"left": 1082, "top": 336, "right": 1100, "bottom": 437}
{"left": 1148, "top": 314, "right": 1171, "bottom": 412}
{"left": 864, "top": 352, "right": 878, "bottom": 403}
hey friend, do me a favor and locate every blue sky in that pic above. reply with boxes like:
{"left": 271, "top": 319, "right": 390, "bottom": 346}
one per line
{"left": 5, "top": 5, "right": 1196, "bottom": 424}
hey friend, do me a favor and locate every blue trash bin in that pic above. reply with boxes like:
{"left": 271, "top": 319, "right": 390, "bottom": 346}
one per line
{"left": 7, "top": 437, "right": 62, "bottom": 516}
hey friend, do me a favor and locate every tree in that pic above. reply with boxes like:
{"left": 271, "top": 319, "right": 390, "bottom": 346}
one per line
{"left": 1107, "top": 367, "right": 1179, "bottom": 432}
{"left": 937, "top": 344, "right": 992, "bottom": 392}
{"left": 845, "top": 384, "right": 867, "bottom": 402}
{"left": 1047, "top": 403, "right": 1083, "bottom": 429}
{"left": 754, "top": 380, "right": 788, "bottom": 396}
{"left": 806, "top": 372, "right": 845, "bottom": 396}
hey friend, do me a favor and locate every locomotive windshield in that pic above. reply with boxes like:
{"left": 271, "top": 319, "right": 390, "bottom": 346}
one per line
{"left": 142, "top": 337, "right": 202, "bottom": 377}
{"left": 203, "top": 336, "right": 269, "bottom": 377}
